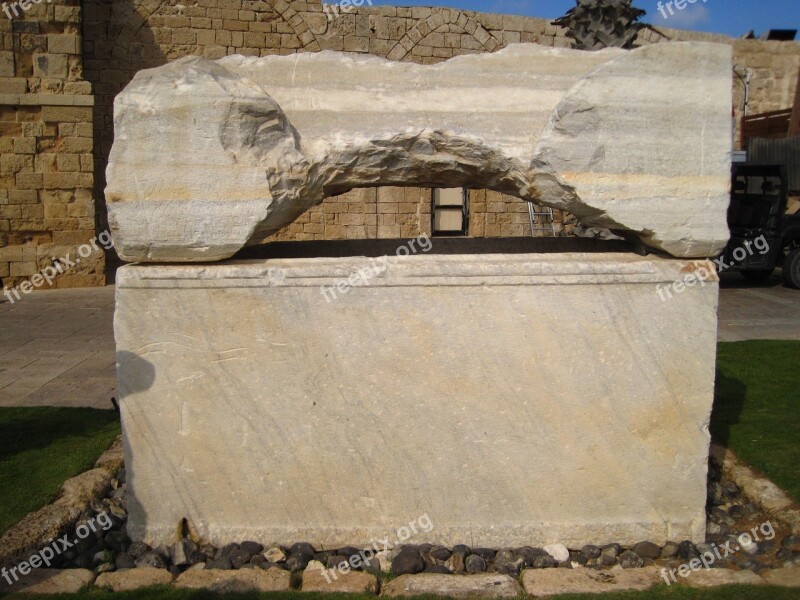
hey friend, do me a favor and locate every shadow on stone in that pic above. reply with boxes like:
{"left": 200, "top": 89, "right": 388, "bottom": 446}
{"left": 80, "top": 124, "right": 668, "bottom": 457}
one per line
{"left": 710, "top": 371, "right": 747, "bottom": 449}
{"left": 116, "top": 351, "right": 155, "bottom": 397}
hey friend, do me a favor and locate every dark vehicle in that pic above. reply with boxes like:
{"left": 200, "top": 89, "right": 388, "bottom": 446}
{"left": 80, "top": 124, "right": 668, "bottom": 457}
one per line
{"left": 721, "top": 163, "right": 800, "bottom": 288}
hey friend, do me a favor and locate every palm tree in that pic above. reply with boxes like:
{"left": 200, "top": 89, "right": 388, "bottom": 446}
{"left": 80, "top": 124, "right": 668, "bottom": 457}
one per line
{"left": 553, "top": 0, "right": 649, "bottom": 50}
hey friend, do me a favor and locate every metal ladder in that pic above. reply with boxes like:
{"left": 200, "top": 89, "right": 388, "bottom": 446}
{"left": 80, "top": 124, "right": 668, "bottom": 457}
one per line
{"left": 528, "top": 203, "right": 558, "bottom": 237}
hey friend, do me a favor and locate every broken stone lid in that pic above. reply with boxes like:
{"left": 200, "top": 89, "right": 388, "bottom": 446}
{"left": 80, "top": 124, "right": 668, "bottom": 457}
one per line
{"left": 105, "top": 42, "right": 732, "bottom": 263}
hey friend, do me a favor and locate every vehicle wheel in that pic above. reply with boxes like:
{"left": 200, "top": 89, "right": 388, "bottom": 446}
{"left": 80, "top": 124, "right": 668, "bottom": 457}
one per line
{"left": 784, "top": 249, "right": 800, "bottom": 289}
{"left": 741, "top": 269, "right": 774, "bottom": 281}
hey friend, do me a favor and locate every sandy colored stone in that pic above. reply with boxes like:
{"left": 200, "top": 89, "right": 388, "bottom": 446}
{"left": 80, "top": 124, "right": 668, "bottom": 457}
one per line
{"left": 107, "top": 43, "right": 731, "bottom": 262}
{"left": 175, "top": 568, "right": 290, "bottom": 593}
{"left": 302, "top": 568, "right": 379, "bottom": 593}
{"left": 710, "top": 444, "right": 796, "bottom": 515}
{"left": 535, "top": 43, "right": 731, "bottom": 258}
{"left": 117, "top": 252, "right": 718, "bottom": 548}
{"left": 0, "top": 569, "right": 95, "bottom": 595}
{"left": 0, "top": 467, "right": 115, "bottom": 564}
{"left": 93, "top": 436, "right": 124, "bottom": 473}
{"left": 95, "top": 567, "right": 174, "bottom": 592}
{"left": 382, "top": 574, "right": 521, "bottom": 598}
{"left": 682, "top": 568, "right": 764, "bottom": 588}
{"left": 762, "top": 567, "right": 800, "bottom": 588}
{"left": 522, "top": 566, "right": 662, "bottom": 596}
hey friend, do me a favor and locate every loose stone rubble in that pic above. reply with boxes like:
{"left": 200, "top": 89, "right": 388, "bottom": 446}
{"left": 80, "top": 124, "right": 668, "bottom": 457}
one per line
{"left": 106, "top": 43, "right": 732, "bottom": 262}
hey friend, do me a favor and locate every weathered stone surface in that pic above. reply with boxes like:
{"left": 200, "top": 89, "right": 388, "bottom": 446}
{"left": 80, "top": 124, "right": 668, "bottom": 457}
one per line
{"left": 175, "top": 568, "right": 290, "bottom": 593}
{"left": 116, "top": 250, "right": 718, "bottom": 548}
{"left": 762, "top": 566, "right": 800, "bottom": 588}
{"left": 95, "top": 567, "right": 174, "bottom": 592}
{"left": 0, "top": 569, "right": 95, "bottom": 595}
{"left": 522, "top": 566, "right": 662, "bottom": 595}
{"left": 107, "top": 43, "right": 731, "bottom": 262}
{"left": 382, "top": 574, "right": 521, "bottom": 598}
{"left": 93, "top": 437, "right": 125, "bottom": 474}
{"left": 302, "top": 569, "right": 379, "bottom": 593}
{"left": 682, "top": 568, "right": 764, "bottom": 588}
{"left": 535, "top": 43, "right": 732, "bottom": 258}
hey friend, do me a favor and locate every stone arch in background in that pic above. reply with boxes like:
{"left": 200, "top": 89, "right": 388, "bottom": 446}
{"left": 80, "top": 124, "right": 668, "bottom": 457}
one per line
{"left": 387, "top": 10, "right": 503, "bottom": 62}
{"left": 119, "top": 1, "right": 322, "bottom": 55}
{"left": 263, "top": 0, "right": 322, "bottom": 52}
{"left": 110, "top": 1, "right": 166, "bottom": 58}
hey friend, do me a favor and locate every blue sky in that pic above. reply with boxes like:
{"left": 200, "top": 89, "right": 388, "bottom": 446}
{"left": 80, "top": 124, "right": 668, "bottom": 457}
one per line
{"left": 366, "top": 0, "right": 800, "bottom": 39}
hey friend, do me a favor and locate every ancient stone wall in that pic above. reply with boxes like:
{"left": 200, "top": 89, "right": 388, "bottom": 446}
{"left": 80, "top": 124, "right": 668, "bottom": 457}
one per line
{"left": 0, "top": 0, "right": 102, "bottom": 289}
{"left": 1, "top": 0, "right": 798, "bottom": 284}
{"left": 267, "top": 188, "right": 577, "bottom": 242}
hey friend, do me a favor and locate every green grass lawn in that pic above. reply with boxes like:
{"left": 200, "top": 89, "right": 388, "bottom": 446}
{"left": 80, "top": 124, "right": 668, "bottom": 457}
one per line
{"left": 0, "top": 407, "right": 121, "bottom": 536}
{"left": 712, "top": 340, "right": 800, "bottom": 501}
{"left": 0, "top": 584, "right": 798, "bottom": 599}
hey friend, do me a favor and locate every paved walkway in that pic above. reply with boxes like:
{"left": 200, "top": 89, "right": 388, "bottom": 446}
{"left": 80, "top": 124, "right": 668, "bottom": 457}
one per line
{"left": 0, "top": 287, "right": 116, "bottom": 409}
{"left": 717, "top": 272, "right": 800, "bottom": 342}
{"left": 1, "top": 276, "right": 799, "bottom": 408}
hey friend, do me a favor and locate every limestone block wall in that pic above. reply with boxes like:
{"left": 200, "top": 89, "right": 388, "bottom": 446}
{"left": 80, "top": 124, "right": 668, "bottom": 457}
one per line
{"left": 267, "top": 188, "right": 577, "bottom": 242}
{"left": 731, "top": 39, "right": 800, "bottom": 143}
{"left": 636, "top": 28, "right": 800, "bottom": 145}
{"left": 1, "top": 0, "right": 798, "bottom": 285}
{"left": 0, "top": 0, "right": 102, "bottom": 289}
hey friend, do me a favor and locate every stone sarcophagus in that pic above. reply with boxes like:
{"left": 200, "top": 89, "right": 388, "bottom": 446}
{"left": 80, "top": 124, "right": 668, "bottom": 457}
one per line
{"left": 110, "top": 42, "right": 731, "bottom": 549}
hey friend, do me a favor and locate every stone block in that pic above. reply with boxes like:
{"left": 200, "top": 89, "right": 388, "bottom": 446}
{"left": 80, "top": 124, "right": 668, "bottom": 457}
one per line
{"left": 47, "top": 34, "right": 80, "bottom": 55}
{"left": 761, "top": 567, "right": 800, "bottom": 588}
{"left": 116, "top": 252, "right": 718, "bottom": 548}
{"left": 32, "top": 53, "right": 68, "bottom": 78}
{"left": 41, "top": 106, "right": 93, "bottom": 123}
{"left": 0, "top": 569, "right": 95, "bottom": 595}
{"left": 95, "top": 568, "right": 174, "bottom": 592}
{"left": 106, "top": 43, "right": 732, "bottom": 263}
{"left": 13, "top": 137, "right": 36, "bottom": 154}
{"left": 54, "top": 6, "right": 81, "bottom": 23}
{"left": 0, "top": 77, "right": 27, "bottom": 93}
{"left": 302, "top": 569, "right": 378, "bottom": 593}
{"left": 682, "top": 569, "right": 764, "bottom": 588}
{"left": 175, "top": 568, "right": 291, "bottom": 593}
{"left": 0, "top": 51, "right": 13, "bottom": 77}
{"left": 56, "top": 154, "right": 80, "bottom": 172}
{"left": 382, "top": 574, "right": 521, "bottom": 598}
{"left": 522, "top": 566, "right": 662, "bottom": 596}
